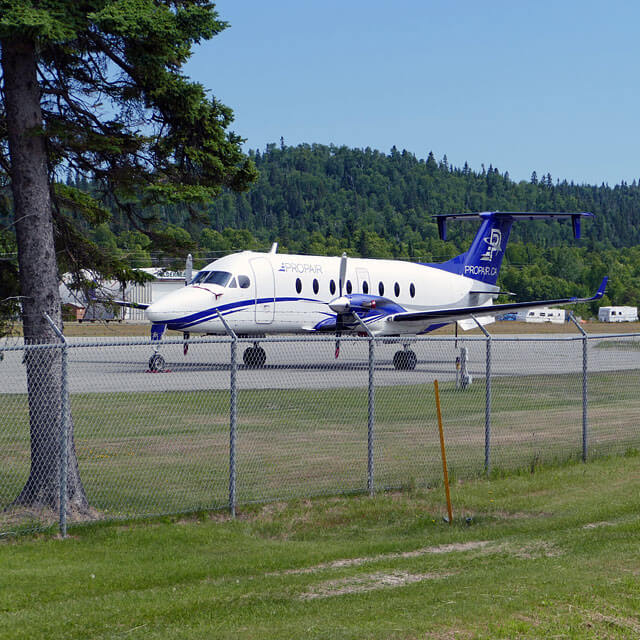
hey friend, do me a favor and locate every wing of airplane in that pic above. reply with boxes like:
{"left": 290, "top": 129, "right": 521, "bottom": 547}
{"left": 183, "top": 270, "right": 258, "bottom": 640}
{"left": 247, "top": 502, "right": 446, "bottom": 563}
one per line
{"left": 310, "top": 278, "right": 607, "bottom": 333}
{"left": 90, "top": 296, "right": 150, "bottom": 310}
{"left": 387, "top": 277, "right": 608, "bottom": 328}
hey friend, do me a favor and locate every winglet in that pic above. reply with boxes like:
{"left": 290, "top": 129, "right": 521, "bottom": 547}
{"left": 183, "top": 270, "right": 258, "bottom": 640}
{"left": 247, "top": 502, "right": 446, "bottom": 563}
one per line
{"left": 571, "top": 215, "right": 581, "bottom": 239}
{"left": 594, "top": 276, "right": 608, "bottom": 300}
{"left": 437, "top": 216, "right": 447, "bottom": 241}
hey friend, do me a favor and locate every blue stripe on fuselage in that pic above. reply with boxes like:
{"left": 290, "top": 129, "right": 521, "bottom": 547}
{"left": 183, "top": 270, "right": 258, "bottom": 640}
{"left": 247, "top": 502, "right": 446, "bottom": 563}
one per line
{"left": 164, "top": 296, "right": 318, "bottom": 331}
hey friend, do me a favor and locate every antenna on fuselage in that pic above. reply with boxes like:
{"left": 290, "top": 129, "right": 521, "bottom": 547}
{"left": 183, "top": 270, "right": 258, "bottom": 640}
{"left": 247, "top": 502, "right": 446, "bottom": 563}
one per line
{"left": 269, "top": 242, "right": 278, "bottom": 254}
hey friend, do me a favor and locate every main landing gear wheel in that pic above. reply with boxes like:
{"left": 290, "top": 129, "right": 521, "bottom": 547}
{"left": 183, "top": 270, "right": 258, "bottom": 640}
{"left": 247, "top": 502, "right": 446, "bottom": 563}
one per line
{"left": 243, "top": 346, "right": 266, "bottom": 368}
{"left": 148, "top": 353, "right": 166, "bottom": 372}
{"left": 393, "top": 349, "right": 417, "bottom": 371}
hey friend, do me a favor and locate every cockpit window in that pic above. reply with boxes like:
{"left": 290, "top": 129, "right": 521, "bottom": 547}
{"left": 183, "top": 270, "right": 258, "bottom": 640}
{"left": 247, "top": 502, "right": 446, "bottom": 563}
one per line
{"left": 238, "top": 275, "right": 251, "bottom": 289}
{"left": 228, "top": 277, "right": 237, "bottom": 288}
{"left": 191, "top": 270, "right": 232, "bottom": 286}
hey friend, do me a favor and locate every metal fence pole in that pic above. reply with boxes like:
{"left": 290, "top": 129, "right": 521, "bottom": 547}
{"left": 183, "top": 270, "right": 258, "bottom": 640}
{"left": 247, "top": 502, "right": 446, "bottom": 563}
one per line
{"left": 485, "top": 336, "right": 491, "bottom": 474}
{"left": 472, "top": 316, "right": 492, "bottom": 475}
{"left": 367, "top": 336, "right": 375, "bottom": 496}
{"left": 229, "top": 339, "right": 237, "bottom": 516}
{"left": 44, "top": 313, "right": 68, "bottom": 537}
{"left": 216, "top": 311, "right": 238, "bottom": 517}
{"left": 569, "top": 313, "right": 588, "bottom": 461}
{"left": 354, "top": 317, "right": 375, "bottom": 495}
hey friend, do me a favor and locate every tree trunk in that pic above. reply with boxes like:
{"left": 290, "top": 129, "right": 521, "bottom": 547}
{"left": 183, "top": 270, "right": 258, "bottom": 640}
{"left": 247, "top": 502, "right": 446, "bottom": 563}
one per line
{"left": 2, "top": 38, "right": 88, "bottom": 513}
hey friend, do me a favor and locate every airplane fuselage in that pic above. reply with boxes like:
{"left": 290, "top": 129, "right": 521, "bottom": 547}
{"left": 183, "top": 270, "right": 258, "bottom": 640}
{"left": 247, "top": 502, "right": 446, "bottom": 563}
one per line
{"left": 145, "top": 250, "right": 496, "bottom": 336}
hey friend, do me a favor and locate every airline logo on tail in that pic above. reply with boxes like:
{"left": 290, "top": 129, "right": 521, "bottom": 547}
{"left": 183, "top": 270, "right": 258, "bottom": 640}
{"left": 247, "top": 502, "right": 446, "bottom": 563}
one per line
{"left": 480, "top": 228, "right": 502, "bottom": 262}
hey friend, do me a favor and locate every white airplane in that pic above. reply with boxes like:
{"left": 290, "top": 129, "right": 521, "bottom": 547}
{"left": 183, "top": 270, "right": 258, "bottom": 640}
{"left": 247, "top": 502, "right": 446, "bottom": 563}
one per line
{"left": 110, "top": 211, "right": 607, "bottom": 370}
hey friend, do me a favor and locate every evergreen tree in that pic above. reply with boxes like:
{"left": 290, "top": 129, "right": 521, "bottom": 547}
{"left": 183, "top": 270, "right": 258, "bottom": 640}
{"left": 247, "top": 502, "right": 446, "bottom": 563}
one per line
{"left": 0, "top": 1, "right": 256, "bottom": 512}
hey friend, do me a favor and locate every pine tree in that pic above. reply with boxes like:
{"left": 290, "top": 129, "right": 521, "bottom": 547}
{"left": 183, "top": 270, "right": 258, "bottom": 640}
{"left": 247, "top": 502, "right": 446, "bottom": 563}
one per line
{"left": 0, "top": 1, "right": 256, "bottom": 513}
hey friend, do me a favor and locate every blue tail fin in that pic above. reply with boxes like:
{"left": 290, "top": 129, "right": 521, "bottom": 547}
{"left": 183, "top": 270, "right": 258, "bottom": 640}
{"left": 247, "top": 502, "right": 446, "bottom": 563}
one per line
{"left": 430, "top": 211, "right": 592, "bottom": 285}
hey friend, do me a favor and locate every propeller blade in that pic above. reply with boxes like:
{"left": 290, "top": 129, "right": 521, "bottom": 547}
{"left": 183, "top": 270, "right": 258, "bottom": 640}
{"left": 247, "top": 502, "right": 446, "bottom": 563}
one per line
{"left": 335, "top": 252, "right": 348, "bottom": 359}
{"left": 185, "top": 253, "right": 193, "bottom": 286}
{"left": 339, "top": 252, "right": 347, "bottom": 297}
{"left": 183, "top": 331, "right": 190, "bottom": 355}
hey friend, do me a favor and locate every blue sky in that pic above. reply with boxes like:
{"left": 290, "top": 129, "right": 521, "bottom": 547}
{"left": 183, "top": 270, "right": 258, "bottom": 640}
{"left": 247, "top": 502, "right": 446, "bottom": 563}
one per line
{"left": 185, "top": 1, "right": 639, "bottom": 186}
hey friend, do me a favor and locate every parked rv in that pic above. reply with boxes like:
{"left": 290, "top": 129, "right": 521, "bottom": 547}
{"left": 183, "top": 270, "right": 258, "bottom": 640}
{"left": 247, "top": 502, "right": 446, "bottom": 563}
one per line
{"left": 598, "top": 306, "right": 638, "bottom": 322}
{"left": 515, "top": 308, "right": 566, "bottom": 324}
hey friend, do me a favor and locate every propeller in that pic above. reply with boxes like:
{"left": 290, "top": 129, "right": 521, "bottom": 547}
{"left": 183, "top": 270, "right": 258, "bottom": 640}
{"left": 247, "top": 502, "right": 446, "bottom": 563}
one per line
{"left": 335, "top": 252, "right": 348, "bottom": 358}
{"left": 183, "top": 254, "right": 193, "bottom": 355}
{"left": 183, "top": 331, "right": 190, "bottom": 356}
{"left": 185, "top": 253, "right": 193, "bottom": 286}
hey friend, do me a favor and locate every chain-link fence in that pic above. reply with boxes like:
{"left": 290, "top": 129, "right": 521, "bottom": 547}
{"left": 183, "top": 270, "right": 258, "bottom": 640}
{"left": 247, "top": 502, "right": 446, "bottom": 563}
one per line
{"left": 2, "top": 329, "right": 639, "bottom": 536}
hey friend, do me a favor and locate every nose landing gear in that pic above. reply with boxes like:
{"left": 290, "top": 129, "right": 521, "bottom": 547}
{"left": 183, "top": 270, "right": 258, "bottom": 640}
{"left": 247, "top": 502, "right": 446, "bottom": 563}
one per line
{"left": 147, "top": 323, "right": 167, "bottom": 372}
{"left": 148, "top": 353, "right": 166, "bottom": 372}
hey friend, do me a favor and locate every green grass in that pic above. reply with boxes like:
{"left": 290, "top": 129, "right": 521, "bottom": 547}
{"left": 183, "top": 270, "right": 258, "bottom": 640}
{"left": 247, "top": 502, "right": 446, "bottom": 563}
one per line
{"left": 3, "top": 369, "right": 640, "bottom": 529}
{"left": 1, "top": 454, "right": 639, "bottom": 639}
{"left": 595, "top": 339, "right": 640, "bottom": 350}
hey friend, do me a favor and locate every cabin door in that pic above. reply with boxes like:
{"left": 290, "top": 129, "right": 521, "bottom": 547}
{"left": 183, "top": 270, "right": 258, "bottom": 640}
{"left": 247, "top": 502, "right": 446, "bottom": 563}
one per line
{"left": 250, "top": 257, "right": 275, "bottom": 324}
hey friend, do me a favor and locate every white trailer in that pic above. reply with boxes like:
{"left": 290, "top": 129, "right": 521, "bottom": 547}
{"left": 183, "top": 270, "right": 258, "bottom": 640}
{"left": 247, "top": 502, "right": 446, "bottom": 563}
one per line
{"left": 598, "top": 306, "right": 638, "bottom": 322}
{"left": 516, "top": 308, "right": 566, "bottom": 324}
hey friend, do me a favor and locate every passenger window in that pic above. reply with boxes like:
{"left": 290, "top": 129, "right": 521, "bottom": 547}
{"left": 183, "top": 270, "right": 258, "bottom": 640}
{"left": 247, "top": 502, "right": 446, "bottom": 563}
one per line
{"left": 238, "top": 275, "right": 250, "bottom": 289}
{"left": 329, "top": 279, "right": 336, "bottom": 295}
{"left": 362, "top": 281, "right": 369, "bottom": 294}
{"left": 378, "top": 282, "right": 384, "bottom": 296}
{"left": 394, "top": 282, "right": 400, "bottom": 297}
{"left": 346, "top": 280, "right": 352, "bottom": 294}
{"left": 228, "top": 277, "right": 237, "bottom": 288}
{"left": 296, "top": 278, "right": 302, "bottom": 294}
{"left": 409, "top": 283, "right": 415, "bottom": 298}
{"left": 313, "top": 278, "right": 319, "bottom": 295}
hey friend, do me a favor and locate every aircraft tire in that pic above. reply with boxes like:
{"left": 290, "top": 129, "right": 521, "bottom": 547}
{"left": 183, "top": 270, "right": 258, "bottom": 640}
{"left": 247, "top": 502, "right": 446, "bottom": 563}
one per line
{"left": 393, "top": 349, "right": 417, "bottom": 371}
{"left": 243, "top": 346, "right": 266, "bottom": 368}
{"left": 149, "top": 353, "right": 166, "bottom": 372}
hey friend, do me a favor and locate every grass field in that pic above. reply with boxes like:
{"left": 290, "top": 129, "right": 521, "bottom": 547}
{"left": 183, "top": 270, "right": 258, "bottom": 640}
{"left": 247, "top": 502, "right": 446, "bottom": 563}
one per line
{"left": 2, "top": 369, "right": 640, "bottom": 534}
{"left": 1, "top": 453, "right": 639, "bottom": 639}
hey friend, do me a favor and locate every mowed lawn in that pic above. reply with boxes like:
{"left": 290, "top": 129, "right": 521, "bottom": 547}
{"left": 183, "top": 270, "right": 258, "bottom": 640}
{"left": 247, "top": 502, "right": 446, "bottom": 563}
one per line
{"left": 1, "top": 454, "right": 639, "bottom": 639}
{"left": 2, "top": 369, "right": 640, "bottom": 528}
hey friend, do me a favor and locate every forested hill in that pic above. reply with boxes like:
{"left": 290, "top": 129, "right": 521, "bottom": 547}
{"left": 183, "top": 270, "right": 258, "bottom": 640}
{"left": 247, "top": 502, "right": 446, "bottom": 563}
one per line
{"left": 62, "top": 143, "right": 640, "bottom": 310}
{"left": 195, "top": 142, "right": 640, "bottom": 256}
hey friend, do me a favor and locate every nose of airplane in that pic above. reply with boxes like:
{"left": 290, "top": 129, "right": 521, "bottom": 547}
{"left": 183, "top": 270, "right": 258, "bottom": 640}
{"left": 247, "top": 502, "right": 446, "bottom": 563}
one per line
{"left": 145, "top": 286, "right": 221, "bottom": 324}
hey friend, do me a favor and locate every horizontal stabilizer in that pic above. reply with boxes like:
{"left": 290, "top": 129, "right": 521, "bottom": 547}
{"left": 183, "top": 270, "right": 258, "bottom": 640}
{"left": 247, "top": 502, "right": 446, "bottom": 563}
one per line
{"left": 90, "top": 296, "right": 149, "bottom": 310}
{"left": 434, "top": 211, "right": 593, "bottom": 241}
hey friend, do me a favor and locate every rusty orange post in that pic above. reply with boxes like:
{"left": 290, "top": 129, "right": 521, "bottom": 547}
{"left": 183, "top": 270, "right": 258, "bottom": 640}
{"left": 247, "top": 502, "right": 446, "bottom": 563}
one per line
{"left": 434, "top": 380, "right": 453, "bottom": 524}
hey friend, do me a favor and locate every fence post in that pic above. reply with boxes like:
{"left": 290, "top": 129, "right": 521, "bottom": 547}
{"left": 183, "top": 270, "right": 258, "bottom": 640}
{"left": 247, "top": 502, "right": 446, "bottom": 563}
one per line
{"left": 44, "top": 313, "right": 68, "bottom": 537}
{"left": 569, "top": 313, "right": 588, "bottom": 461}
{"left": 472, "top": 316, "right": 492, "bottom": 475}
{"left": 354, "top": 316, "right": 375, "bottom": 496}
{"left": 367, "top": 336, "right": 375, "bottom": 496}
{"left": 216, "top": 311, "right": 238, "bottom": 517}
